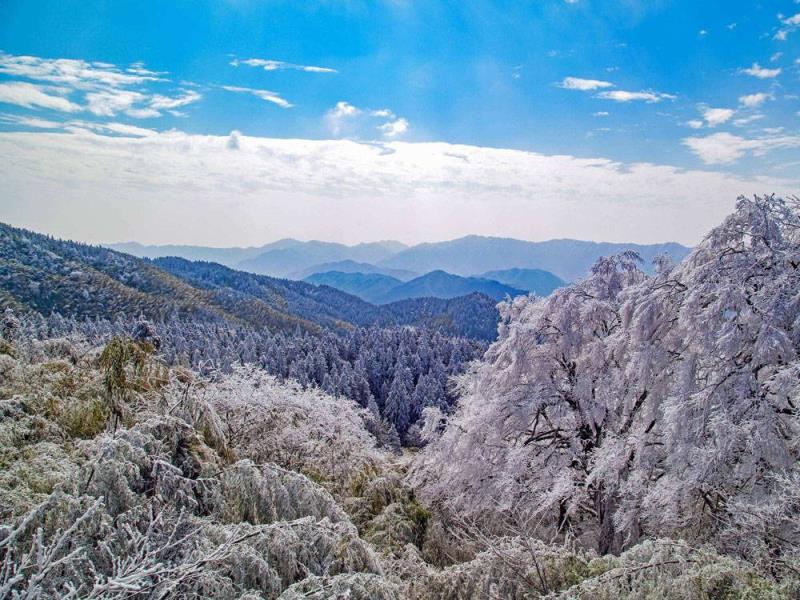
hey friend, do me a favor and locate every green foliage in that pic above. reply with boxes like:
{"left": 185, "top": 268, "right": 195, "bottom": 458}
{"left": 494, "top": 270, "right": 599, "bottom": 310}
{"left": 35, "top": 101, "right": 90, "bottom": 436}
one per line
{"left": 0, "top": 338, "right": 15, "bottom": 358}
{"left": 60, "top": 396, "right": 109, "bottom": 438}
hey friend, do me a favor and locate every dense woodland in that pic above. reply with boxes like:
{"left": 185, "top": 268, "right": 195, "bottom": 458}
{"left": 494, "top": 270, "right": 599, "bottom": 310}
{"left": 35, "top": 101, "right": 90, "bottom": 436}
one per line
{"left": 1, "top": 195, "right": 799, "bottom": 598}
{"left": 19, "top": 313, "right": 484, "bottom": 446}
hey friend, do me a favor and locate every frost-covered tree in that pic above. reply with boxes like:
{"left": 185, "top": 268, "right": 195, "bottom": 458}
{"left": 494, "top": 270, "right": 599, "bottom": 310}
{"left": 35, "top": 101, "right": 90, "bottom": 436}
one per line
{"left": 415, "top": 195, "right": 800, "bottom": 565}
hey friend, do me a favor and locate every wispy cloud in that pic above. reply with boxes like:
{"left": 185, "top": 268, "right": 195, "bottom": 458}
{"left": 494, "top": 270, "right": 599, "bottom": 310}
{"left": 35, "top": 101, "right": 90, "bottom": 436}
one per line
{"left": 149, "top": 90, "right": 202, "bottom": 110}
{"left": 0, "top": 52, "right": 201, "bottom": 119}
{"left": 231, "top": 58, "right": 337, "bottom": 74}
{"left": 0, "top": 52, "right": 165, "bottom": 89}
{"left": 0, "top": 82, "right": 80, "bottom": 112}
{"left": 740, "top": 63, "right": 781, "bottom": 79}
{"left": 733, "top": 114, "right": 764, "bottom": 127}
{"left": 0, "top": 113, "right": 63, "bottom": 129}
{"left": 558, "top": 77, "right": 613, "bottom": 90}
{"left": 221, "top": 85, "right": 293, "bottom": 108}
{"left": 86, "top": 89, "right": 145, "bottom": 116}
{"left": 775, "top": 13, "right": 800, "bottom": 41}
{"left": 66, "top": 120, "right": 158, "bottom": 137}
{"left": 684, "top": 131, "right": 800, "bottom": 164}
{"left": 597, "top": 90, "right": 675, "bottom": 103}
{"left": 559, "top": 76, "right": 674, "bottom": 103}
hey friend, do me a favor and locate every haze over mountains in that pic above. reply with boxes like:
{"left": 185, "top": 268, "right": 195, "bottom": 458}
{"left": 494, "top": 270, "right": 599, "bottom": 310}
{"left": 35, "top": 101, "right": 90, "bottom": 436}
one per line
{"left": 110, "top": 235, "right": 691, "bottom": 297}
{"left": 111, "top": 239, "right": 409, "bottom": 278}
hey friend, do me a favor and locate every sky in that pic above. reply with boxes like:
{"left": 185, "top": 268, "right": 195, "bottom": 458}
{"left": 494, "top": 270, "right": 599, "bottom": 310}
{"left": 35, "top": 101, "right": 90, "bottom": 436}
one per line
{"left": 0, "top": 0, "right": 798, "bottom": 247}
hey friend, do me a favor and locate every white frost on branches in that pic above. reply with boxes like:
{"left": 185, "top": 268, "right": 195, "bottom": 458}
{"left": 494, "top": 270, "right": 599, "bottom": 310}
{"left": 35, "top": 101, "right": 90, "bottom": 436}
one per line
{"left": 414, "top": 195, "right": 800, "bottom": 566}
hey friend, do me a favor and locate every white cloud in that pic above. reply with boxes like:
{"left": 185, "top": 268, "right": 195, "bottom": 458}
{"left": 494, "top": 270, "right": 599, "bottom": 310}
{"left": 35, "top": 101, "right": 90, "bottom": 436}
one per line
{"left": 686, "top": 119, "right": 704, "bottom": 129}
{"left": 221, "top": 85, "right": 293, "bottom": 108}
{"left": 232, "top": 58, "right": 337, "bottom": 74}
{"left": 0, "top": 82, "right": 80, "bottom": 112}
{"left": 0, "top": 52, "right": 164, "bottom": 89}
{"left": 66, "top": 121, "right": 158, "bottom": 137}
{"left": 698, "top": 29, "right": 708, "bottom": 37}
{"left": 593, "top": 111, "right": 609, "bottom": 117}
{"left": 0, "top": 113, "right": 63, "bottom": 129}
{"left": 330, "top": 101, "right": 361, "bottom": 118}
{"left": 559, "top": 76, "right": 614, "bottom": 90}
{"left": 325, "top": 102, "right": 410, "bottom": 139}
{"left": 0, "top": 128, "right": 795, "bottom": 247}
{"left": 597, "top": 90, "right": 675, "bottom": 102}
{"left": 741, "top": 63, "right": 781, "bottom": 78}
{"left": 684, "top": 131, "right": 800, "bottom": 164}
{"left": 325, "top": 101, "right": 363, "bottom": 135}
{"left": 378, "top": 117, "right": 409, "bottom": 138}
{"left": 86, "top": 89, "right": 144, "bottom": 116}
{"left": 701, "top": 107, "right": 734, "bottom": 127}
{"left": 739, "top": 92, "right": 771, "bottom": 108}
{"left": 733, "top": 114, "right": 765, "bottom": 127}
{"left": 126, "top": 107, "right": 162, "bottom": 119}
{"left": 775, "top": 13, "right": 800, "bottom": 40}
{"left": 149, "top": 90, "right": 202, "bottom": 110}
{"left": 770, "top": 52, "right": 783, "bottom": 62}
{"left": 0, "top": 52, "right": 200, "bottom": 121}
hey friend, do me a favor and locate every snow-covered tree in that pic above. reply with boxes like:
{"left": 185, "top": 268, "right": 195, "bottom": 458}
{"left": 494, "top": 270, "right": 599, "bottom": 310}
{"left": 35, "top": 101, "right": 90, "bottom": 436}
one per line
{"left": 414, "top": 195, "right": 800, "bottom": 564}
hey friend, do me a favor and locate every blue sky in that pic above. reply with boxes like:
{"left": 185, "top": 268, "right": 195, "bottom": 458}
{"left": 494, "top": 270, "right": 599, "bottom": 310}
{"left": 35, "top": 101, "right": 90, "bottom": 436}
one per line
{"left": 0, "top": 0, "right": 798, "bottom": 246}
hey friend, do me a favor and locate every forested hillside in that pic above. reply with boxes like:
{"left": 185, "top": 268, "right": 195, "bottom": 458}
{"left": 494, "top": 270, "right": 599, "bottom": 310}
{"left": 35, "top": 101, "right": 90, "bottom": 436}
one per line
{"left": 0, "top": 223, "right": 497, "bottom": 442}
{"left": 22, "top": 311, "right": 482, "bottom": 447}
{"left": 1, "top": 223, "right": 500, "bottom": 340}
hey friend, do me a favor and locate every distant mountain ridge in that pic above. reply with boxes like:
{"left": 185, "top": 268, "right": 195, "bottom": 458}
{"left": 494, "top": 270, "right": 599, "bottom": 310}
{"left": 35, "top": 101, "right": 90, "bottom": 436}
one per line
{"left": 479, "top": 268, "right": 565, "bottom": 296}
{"left": 305, "top": 269, "right": 528, "bottom": 304}
{"left": 304, "top": 271, "right": 404, "bottom": 304}
{"left": 110, "top": 239, "right": 409, "bottom": 277}
{"left": 290, "top": 260, "right": 418, "bottom": 281}
{"left": 379, "top": 236, "right": 690, "bottom": 282}
{"left": 237, "top": 240, "right": 405, "bottom": 278}
{"left": 2, "top": 223, "right": 498, "bottom": 340}
{"left": 108, "top": 235, "right": 690, "bottom": 283}
{"left": 372, "top": 270, "right": 525, "bottom": 304}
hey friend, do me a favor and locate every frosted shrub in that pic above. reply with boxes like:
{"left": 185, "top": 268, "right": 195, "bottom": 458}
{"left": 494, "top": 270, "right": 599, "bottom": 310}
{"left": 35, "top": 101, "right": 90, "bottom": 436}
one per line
{"left": 279, "top": 573, "right": 401, "bottom": 599}
{"left": 212, "top": 460, "right": 348, "bottom": 525}
{"left": 193, "top": 365, "right": 384, "bottom": 498}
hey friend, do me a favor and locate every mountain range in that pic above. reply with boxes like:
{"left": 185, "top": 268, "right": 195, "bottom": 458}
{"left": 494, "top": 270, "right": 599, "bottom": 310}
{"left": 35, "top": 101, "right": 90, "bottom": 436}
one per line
{"left": 479, "top": 268, "right": 565, "bottom": 296}
{"left": 111, "top": 239, "right": 409, "bottom": 278}
{"left": 305, "top": 270, "right": 532, "bottom": 305}
{"left": 0, "top": 222, "right": 499, "bottom": 340}
{"left": 109, "top": 235, "right": 690, "bottom": 283}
